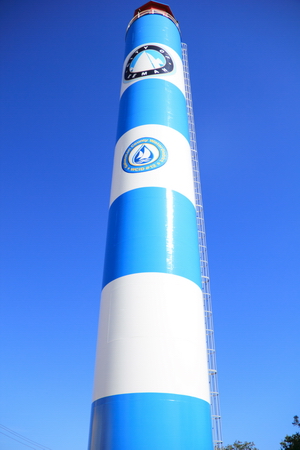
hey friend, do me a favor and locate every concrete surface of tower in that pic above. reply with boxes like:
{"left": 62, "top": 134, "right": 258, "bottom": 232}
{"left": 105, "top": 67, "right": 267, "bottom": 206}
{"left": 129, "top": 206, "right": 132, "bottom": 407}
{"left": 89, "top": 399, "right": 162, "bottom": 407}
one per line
{"left": 88, "top": 2, "right": 216, "bottom": 449}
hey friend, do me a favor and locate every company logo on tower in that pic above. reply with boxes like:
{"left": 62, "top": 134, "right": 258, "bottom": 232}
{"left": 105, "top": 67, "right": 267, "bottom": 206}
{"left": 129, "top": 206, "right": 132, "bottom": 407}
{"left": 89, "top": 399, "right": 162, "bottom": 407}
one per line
{"left": 122, "top": 137, "right": 168, "bottom": 173}
{"left": 124, "top": 45, "right": 174, "bottom": 80}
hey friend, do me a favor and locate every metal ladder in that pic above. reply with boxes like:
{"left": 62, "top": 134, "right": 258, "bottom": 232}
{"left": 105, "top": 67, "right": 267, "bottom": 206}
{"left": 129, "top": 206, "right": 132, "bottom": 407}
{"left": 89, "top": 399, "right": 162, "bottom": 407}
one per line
{"left": 182, "top": 42, "right": 223, "bottom": 449}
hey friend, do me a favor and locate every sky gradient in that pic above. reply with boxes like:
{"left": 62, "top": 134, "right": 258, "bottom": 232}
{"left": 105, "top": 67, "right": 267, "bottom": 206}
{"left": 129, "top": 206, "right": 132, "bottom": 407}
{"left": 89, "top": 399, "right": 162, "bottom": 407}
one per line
{"left": 1, "top": 1, "right": 300, "bottom": 449}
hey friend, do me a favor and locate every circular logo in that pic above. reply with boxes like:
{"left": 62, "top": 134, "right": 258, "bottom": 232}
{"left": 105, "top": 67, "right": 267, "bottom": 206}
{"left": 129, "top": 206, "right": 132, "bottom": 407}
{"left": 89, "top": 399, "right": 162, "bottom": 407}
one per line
{"left": 124, "top": 45, "right": 174, "bottom": 81}
{"left": 122, "top": 137, "right": 168, "bottom": 173}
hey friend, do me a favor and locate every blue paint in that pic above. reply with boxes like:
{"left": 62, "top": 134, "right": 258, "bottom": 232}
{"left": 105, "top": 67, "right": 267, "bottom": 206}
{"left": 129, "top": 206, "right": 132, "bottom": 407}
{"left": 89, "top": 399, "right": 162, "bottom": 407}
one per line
{"left": 116, "top": 79, "right": 189, "bottom": 142}
{"left": 102, "top": 187, "right": 201, "bottom": 288}
{"left": 88, "top": 392, "right": 212, "bottom": 450}
{"left": 125, "top": 14, "right": 182, "bottom": 59}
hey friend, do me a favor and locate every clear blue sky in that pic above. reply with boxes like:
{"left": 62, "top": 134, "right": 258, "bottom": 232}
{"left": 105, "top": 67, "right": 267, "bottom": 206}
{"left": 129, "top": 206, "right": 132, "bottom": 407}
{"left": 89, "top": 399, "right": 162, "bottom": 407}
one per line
{"left": 1, "top": 1, "right": 299, "bottom": 449}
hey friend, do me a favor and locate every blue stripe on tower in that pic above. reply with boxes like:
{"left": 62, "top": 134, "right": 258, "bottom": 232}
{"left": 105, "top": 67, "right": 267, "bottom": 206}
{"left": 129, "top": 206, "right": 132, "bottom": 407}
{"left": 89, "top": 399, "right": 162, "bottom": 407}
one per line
{"left": 102, "top": 187, "right": 201, "bottom": 288}
{"left": 125, "top": 14, "right": 183, "bottom": 58}
{"left": 116, "top": 79, "right": 189, "bottom": 142}
{"left": 88, "top": 393, "right": 213, "bottom": 450}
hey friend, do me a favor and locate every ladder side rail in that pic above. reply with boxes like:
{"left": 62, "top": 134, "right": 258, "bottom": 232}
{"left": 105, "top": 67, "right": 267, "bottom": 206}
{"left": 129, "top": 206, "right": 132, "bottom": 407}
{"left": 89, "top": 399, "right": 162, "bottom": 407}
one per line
{"left": 181, "top": 43, "right": 223, "bottom": 448}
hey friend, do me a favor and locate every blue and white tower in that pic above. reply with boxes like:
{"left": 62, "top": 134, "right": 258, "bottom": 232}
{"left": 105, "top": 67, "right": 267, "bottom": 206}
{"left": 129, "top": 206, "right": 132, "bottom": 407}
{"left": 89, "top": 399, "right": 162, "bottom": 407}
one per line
{"left": 88, "top": 2, "right": 220, "bottom": 449}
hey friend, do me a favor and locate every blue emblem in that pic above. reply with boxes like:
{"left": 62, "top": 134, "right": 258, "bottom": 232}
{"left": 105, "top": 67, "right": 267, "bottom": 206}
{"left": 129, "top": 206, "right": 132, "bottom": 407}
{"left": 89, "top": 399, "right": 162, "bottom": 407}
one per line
{"left": 122, "top": 138, "right": 168, "bottom": 173}
{"left": 133, "top": 145, "right": 154, "bottom": 164}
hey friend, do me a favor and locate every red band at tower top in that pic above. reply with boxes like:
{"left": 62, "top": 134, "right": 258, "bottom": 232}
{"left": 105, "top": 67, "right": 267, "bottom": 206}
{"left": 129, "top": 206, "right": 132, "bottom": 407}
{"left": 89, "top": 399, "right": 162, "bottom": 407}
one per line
{"left": 128, "top": 1, "right": 178, "bottom": 31}
{"left": 134, "top": 1, "right": 175, "bottom": 18}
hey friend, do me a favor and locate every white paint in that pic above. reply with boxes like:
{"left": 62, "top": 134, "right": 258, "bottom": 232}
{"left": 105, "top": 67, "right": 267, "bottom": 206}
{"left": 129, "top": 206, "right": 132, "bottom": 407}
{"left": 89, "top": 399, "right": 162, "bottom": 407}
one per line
{"left": 130, "top": 50, "right": 164, "bottom": 72}
{"left": 110, "top": 125, "right": 195, "bottom": 206}
{"left": 120, "top": 43, "right": 186, "bottom": 97}
{"left": 93, "top": 273, "right": 210, "bottom": 403}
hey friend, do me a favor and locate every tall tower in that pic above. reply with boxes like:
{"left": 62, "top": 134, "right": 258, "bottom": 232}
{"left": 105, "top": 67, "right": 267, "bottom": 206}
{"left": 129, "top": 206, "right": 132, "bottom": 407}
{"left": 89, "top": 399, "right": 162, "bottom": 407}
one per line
{"left": 88, "top": 2, "right": 221, "bottom": 449}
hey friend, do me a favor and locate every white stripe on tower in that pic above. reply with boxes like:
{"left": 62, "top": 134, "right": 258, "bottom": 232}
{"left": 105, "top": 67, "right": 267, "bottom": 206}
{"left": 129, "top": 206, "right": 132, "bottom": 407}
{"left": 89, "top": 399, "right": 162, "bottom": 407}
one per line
{"left": 110, "top": 124, "right": 195, "bottom": 206}
{"left": 93, "top": 273, "right": 210, "bottom": 402}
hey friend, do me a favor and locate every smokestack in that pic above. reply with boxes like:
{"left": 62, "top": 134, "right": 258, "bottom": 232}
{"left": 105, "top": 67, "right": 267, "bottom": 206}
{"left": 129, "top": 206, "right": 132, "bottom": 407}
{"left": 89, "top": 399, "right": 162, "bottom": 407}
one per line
{"left": 88, "top": 3, "right": 214, "bottom": 449}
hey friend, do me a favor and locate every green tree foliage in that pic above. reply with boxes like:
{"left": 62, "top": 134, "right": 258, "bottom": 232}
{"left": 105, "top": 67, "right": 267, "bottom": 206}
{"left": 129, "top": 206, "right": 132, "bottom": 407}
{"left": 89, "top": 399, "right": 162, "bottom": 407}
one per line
{"left": 221, "top": 441, "right": 258, "bottom": 450}
{"left": 280, "top": 416, "right": 300, "bottom": 450}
